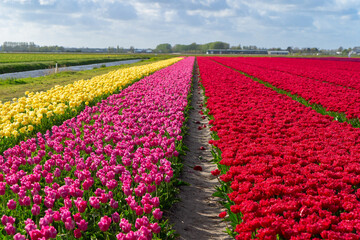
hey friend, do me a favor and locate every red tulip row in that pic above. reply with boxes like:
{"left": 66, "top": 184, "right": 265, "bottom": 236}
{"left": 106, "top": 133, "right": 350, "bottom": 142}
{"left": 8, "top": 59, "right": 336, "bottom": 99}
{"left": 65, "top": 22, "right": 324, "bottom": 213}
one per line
{"left": 213, "top": 57, "right": 360, "bottom": 89}
{"left": 308, "top": 57, "right": 360, "bottom": 64}
{"left": 209, "top": 56, "right": 360, "bottom": 119}
{"left": 198, "top": 57, "right": 360, "bottom": 240}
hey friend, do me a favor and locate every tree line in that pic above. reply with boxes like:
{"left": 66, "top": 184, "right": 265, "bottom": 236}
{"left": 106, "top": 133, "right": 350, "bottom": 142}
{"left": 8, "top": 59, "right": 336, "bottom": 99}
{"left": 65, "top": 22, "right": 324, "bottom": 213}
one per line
{"left": 155, "top": 41, "right": 232, "bottom": 53}
{"left": 1, "top": 42, "right": 64, "bottom": 52}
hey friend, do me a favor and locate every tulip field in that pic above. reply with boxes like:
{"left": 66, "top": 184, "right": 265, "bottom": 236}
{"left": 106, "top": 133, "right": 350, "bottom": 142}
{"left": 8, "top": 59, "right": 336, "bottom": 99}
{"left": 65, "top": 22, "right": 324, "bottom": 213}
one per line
{"left": 0, "top": 57, "right": 193, "bottom": 239}
{"left": 198, "top": 56, "right": 360, "bottom": 240}
{"left": 1, "top": 55, "right": 360, "bottom": 239}
{"left": 0, "top": 57, "right": 182, "bottom": 153}
{"left": 208, "top": 56, "right": 360, "bottom": 120}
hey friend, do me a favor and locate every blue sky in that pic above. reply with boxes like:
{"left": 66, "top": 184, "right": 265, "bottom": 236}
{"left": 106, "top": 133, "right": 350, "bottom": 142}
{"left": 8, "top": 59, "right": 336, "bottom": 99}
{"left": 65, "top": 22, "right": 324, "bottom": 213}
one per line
{"left": 0, "top": 0, "right": 359, "bottom": 49}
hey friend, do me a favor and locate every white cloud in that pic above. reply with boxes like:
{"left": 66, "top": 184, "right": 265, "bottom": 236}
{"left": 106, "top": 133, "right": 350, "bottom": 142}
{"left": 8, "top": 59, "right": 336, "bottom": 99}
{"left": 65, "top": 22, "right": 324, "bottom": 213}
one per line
{"left": 241, "top": 1, "right": 296, "bottom": 13}
{"left": 0, "top": 0, "right": 359, "bottom": 49}
{"left": 3, "top": 0, "right": 30, "bottom": 3}
{"left": 334, "top": 0, "right": 360, "bottom": 8}
{"left": 38, "top": 0, "right": 56, "bottom": 5}
{"left": 187, "top": 8, "right": 235, "bottom": 18}
{"left": 164, "top": 10, "right": 178, "bottom": 22}
{"left": 191, "top": 0, "right": 217, "bottom": 7}
{"left": 131, "top": 1, "right": 162, "bottom": 19}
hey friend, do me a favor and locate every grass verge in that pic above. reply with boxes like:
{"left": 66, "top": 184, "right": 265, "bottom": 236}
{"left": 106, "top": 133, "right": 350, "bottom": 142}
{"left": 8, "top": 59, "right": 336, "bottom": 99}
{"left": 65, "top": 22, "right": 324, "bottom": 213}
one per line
{"left": 0, "top": 55, "right": 150, "bottom": 74}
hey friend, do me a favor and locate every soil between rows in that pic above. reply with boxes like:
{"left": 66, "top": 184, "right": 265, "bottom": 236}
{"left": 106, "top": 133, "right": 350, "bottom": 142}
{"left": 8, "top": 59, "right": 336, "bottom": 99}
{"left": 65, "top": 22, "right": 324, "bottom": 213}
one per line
{"left": 166, "top": 66, "right": 232, "bottom": 240}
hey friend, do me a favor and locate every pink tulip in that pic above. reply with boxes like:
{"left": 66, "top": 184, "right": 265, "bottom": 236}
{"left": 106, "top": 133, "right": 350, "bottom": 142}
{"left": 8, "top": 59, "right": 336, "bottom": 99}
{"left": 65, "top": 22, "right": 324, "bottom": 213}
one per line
{"left": 53, "top": 211, "right": 61, "bottom": 222}
{"left": 98, "top": 216, "right": 111, "bottom": 232}
{"left": 0, "top": 182, "right": 6, "bottom": 195}
{"left": 13, "top": 233, "right": 26, "bottom": 240}
{"left": 19, "top": 196, "right": 31, "bottom": 206}
{"left": 150, "top": 223, "right": 161, "bottom": 234}
{"left": 152, "top": 208, "right": 163, "bottom": 220}
{"left": 7, "top": 199, "right": 17, "bottom": 210}
{"left": 33, "top": 195, "right": 42, "bottom": 204}
{"left": 77, "top": 200, "right": 87, "bottom": 213}
{"left": 41, "top": 225, "right": 57, "bottom": 239}
{"left": 112, "top": 212, "right": 120, "bottom": 223}
{"left": 89, "top": 196, "right": 100, "bottom": 209}
{"left": 77, "top": 219, "right": 88, "bottom": 231}
{"left": 31, "top": 204, "right": 41, "bottom": 216}
{"left": 64, "top": 217, "right": 75, "bottom": 230}
{"left": 109, "top": 198, "right": 119, "bottom": 209}
{"left": 119, "top": 218, "right": 132, "bottom": 233}
{"left": 5, "top": 223, "right": 16, "bottom": 235}
{"left": 74, "top": 228, "right": 82, "bottom": 239}
{"left": 29, "top": 229, "right": 43, "bottom": 240}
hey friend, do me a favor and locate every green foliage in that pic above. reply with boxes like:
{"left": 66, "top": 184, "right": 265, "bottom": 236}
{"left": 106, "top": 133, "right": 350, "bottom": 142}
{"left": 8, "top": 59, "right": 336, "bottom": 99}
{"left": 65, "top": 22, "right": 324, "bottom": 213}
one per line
{"left": 0, "top": 78, "right": 26, "bottom": 85}
{"left": 208, "top": 41, "right": 230, "bottom": 50}
{"left": 155, "top": 44, "right": 172, "bottom": 53}
{"left": 172, "top": 41, "right": 230, "bottom": 54}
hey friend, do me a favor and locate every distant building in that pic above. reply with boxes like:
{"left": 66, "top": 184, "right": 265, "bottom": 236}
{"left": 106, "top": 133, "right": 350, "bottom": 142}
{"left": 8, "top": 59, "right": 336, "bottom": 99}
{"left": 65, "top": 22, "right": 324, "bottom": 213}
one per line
{"left": 353, "top": 47, "right": 360, "bottom": 54}
{"left": 268, "top": 51, "right": 289, "bottom": 55}
{"left": 206, "top": 49, "right": 268, "bottom": 54}
{"left": 134, "top": 49, "right": 153, "bottom": 53}
{"left": 63, "top": 47, "right": 107, "bottom": 53}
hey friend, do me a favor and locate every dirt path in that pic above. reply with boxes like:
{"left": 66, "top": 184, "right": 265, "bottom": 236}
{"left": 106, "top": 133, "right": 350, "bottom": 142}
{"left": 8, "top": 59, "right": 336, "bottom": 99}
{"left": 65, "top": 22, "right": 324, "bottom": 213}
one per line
{"left": 167, "top": 64, "right": 232, "bottom": 240}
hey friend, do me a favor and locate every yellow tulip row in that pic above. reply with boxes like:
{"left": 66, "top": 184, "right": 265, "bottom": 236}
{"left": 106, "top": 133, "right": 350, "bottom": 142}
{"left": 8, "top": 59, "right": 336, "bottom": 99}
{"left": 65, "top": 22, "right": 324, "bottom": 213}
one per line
{"left": 0, "top": 57, "right": 182, "bottom": 139}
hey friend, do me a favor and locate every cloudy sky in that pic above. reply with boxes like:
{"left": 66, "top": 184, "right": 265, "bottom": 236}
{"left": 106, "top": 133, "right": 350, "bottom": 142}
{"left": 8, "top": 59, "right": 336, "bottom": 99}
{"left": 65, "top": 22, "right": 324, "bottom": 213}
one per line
{"left": 0, "top": 0, "right": 359, "bottom": 49}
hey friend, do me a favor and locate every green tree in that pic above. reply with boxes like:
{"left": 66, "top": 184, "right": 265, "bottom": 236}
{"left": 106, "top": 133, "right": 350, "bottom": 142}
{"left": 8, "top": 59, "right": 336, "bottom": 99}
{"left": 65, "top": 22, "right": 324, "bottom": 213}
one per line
{"left": 209, "top": 41, "right": 230, "bottom": 49}
{"left": 172, "top": 44, "right": 186, "bottom": 52}
{"left": 155, "top": 43, "right": 172, "bottom": 53}
{"left": 231, "top": 44, "right": 242, "bottom": 50}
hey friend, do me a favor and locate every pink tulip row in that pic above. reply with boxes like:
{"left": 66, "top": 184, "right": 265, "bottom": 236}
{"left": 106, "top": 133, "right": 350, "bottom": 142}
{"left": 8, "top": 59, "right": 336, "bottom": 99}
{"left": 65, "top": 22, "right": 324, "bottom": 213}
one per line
{"left": 0, "top": 57, "right": 194, "bottom": 239}
{"left": 209, "top": 56, "right": 360, "bottom": 119}
{"left": 198, "top": 57, "right": 360, "bottom": 239}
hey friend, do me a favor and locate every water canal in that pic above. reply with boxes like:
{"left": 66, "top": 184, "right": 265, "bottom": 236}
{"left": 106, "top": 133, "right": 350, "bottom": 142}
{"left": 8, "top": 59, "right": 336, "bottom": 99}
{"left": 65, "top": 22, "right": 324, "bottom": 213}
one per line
{"left": 0, "top": 59, "right": 142, "bottom": 80}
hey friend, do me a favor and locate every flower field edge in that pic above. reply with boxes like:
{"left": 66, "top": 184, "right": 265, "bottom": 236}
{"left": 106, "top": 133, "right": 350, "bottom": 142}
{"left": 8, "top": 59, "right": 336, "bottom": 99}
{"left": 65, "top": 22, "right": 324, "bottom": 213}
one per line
{"left": 196, "top": 62, "right": 239, "bottom": 239}
{"left": 152, "top": 58, "right": 197, "bottom": 240}
{"left": 0, "top": 57, "right": 183, "bottom": 154}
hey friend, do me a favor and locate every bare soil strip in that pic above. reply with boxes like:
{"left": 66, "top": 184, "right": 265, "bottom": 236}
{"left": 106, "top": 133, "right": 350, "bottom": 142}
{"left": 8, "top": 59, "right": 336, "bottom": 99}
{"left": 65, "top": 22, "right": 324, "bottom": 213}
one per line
{"left": 167, "top": 64, "right": 232, "bottom": 240}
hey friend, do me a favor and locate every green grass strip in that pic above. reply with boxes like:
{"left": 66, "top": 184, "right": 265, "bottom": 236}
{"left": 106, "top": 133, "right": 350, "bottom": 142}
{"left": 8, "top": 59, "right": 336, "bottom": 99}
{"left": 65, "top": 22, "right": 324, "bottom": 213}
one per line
{"left": 0, "top": 55, "right": 149, "bottom": 74}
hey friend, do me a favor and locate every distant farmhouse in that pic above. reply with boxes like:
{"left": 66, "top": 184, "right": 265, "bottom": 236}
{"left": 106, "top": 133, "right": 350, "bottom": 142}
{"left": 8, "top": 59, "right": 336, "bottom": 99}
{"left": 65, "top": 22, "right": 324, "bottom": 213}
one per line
{"left": 268, "top": 50, "right": 290, "bottom": 55}
{"left": 353, "top": 47, "right": 360, "bottom": 54}
{"left": 206, "top": 49, "right": 289, "bottom": 55}
{"left": 134, "top": 49, "right": 153, "bottom": 53}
